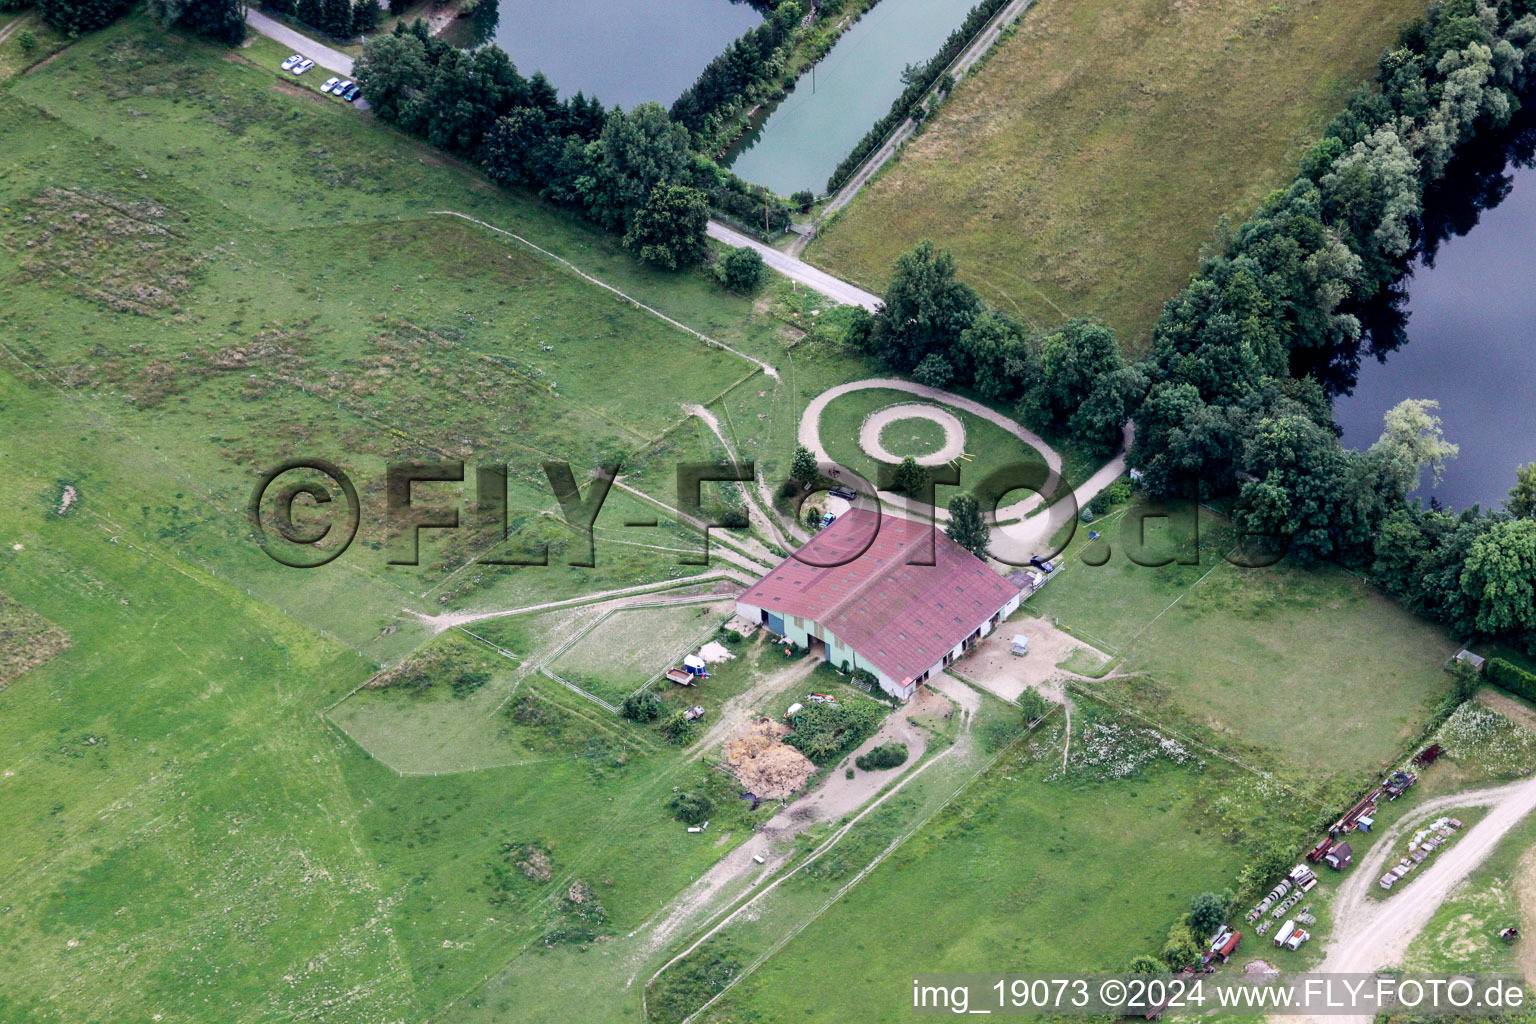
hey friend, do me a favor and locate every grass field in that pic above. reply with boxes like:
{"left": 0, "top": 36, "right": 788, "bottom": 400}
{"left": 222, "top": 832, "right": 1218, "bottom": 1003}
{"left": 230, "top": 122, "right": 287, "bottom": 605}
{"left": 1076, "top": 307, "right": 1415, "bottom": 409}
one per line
{"left": 0, "top": 13, "right": 1500, "bottom": 1024}
{"left": 0, "top": 16, "right": 814, "bottom": 647}
{"left": 690, "top": 706, "right": 1263, "bottom": 1023}
{"left": 545, "top": 599, "right": 733, "bottom": 704}
{"left": 806, "top": 0, "right": 1427, "bottom": 345}
{"left": 1028, "top": 503, "right": 1456, "bottom": 779}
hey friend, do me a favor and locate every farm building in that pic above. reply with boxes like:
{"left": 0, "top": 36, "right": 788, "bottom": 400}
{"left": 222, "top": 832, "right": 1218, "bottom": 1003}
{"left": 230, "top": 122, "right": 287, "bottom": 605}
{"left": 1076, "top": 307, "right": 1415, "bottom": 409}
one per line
{"left": 734, "top": 509, "right": 1024, "bottom": 701}
{"left": 1324, "top": 842, "right": 1353, "bottom": 870}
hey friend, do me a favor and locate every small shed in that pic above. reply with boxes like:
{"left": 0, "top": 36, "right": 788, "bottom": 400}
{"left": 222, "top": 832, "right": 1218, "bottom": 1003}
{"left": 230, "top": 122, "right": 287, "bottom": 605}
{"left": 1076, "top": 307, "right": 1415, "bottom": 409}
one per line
{"left": 1454, "top": 649, "right": 1486, "bottom": 672}
{"left": 1010, "top": 634, "right": 1030, "bottom": 656}
{"left": 1324, "top": 841, "right": 1353, "bottom": 870}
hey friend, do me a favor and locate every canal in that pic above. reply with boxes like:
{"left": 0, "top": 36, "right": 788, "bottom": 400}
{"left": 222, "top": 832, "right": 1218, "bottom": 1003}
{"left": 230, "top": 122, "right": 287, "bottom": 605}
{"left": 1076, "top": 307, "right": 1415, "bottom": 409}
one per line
{"left": 476, "top": 0, "right": 763, "bottom": 109}
{"left": 1334, "top": 117, "right": 1536, "bottom": 512}
{"left": 726, "top": 0, "right": 980, "bottom": 197}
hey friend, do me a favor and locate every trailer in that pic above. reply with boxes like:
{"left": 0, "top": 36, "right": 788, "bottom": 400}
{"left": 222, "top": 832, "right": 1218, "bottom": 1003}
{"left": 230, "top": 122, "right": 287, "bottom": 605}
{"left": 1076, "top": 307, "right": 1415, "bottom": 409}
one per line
{"left": 1273, "top": 921, "right": 1296, "bottom": 948}
{"left": 665, "top": 667, "right": 695, "bottom": 686}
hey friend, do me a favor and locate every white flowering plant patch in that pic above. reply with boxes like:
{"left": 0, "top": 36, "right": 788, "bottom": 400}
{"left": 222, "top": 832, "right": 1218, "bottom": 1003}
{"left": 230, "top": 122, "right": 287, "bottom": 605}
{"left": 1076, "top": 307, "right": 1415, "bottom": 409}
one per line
{"left": 1431, "top": 702, "right": 1536, "bottom": 778}
{"left": 1051, "top": 718, "right": 1205, "bottom": 782}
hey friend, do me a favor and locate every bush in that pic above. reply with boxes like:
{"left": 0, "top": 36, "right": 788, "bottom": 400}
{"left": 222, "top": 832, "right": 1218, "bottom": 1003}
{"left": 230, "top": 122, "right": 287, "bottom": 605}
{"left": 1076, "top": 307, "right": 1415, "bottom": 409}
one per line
{"left": 17, "top": 28, "right": 36, "bottom": 53}
{"left": 1162, "top": 921, "right": 1203, "bottom": 970}
{"left": 39, "top": 0, "right": 129, "bottom": 35}
{"left": 450, "top": 669, "right": 491, "bottom": 698}
{"left": 1127, "top": 954, "right": 1166, "bottom": 975}
{"left": 669, "top": 790, "right": 712, "bottom": 825}
{"left": 784, "top": 696, "right": 886, "bottom": 764}
{"left": 790, "top": 189, "right": 815, "bottom": 211}
{"left": 912, "top": 352, "right": 954, "bottom": 388}
{"left": 659, "top": 710, "right": 698, "bottom": 744}
{"left": 1188, "top": 891, "right": 1232, "bottom": 936}
{"left": 622, "top": 691, "right": 663, "bottom": 722}
{"left": 713, "top": 245, "right": 765, "bottom": 292}
{"left": 1487, "top": 658, "right": 1536, "bottom": 702}
{"left": 855, "top": 742, "right": 908, "bottom": 771}
{"left": 1018, "top": 688, "right": 1051, "bottom": 726}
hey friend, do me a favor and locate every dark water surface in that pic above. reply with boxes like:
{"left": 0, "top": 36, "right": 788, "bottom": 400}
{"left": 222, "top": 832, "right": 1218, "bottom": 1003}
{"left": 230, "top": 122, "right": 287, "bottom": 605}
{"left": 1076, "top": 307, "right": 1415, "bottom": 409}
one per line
{"left": 1334, "top": 134, "right": 1536, "bottom": 512}
{"left": 726, "top": 0, "right": 979, "bottom": 196}
{"left": 483, "top": 0, "right": 762, "bottom": 109}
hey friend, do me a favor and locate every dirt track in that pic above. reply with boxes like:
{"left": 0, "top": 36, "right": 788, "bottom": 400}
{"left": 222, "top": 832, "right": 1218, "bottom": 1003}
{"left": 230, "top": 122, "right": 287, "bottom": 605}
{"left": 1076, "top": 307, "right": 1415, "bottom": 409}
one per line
{"left": 1307, "top": 773, "right": 1536, "bottom": 1023}
{"left": 634, "top": 678, "right": 951, "bottom": 963}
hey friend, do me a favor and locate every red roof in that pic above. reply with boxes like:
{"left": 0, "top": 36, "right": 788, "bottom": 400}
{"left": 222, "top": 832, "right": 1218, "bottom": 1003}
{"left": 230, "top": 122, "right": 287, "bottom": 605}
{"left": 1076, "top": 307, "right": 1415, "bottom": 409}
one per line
{"left": 738, "top": 509, "right": 1019, "bottom": 683}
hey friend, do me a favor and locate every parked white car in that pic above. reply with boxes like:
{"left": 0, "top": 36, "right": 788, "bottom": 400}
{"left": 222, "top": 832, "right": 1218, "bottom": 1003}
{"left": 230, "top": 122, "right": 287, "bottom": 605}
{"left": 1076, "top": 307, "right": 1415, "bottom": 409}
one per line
{"left": 332, "top": 79, "right": 353, "bottom": 98}
{"left": 280, "top": 54, "right": 301, "bottom": 71}
{"left": 292, "top": 58, "right": 315, "bottom": 75}
{"left": 320, "top": 76, "right": 341, "bottom": 94}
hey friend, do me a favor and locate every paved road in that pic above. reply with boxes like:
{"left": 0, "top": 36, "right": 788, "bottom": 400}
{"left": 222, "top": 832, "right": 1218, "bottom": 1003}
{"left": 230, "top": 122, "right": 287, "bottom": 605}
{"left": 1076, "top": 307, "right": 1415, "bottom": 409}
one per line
{"left": 707, "top": 220, "right": 882, "bottom": 311}
{"left": 246, "top": 10, "right": 354, "bottom": 74}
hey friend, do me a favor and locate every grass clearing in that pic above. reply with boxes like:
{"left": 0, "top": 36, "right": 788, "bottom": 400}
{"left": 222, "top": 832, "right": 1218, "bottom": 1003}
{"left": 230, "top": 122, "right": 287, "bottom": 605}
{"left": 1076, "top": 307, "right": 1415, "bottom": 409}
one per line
{"left": 0, "top": 16, "right": 799, "bottom": 644}
{"left": 1029, "top": 502, "right": 1456, "bottom": 778}
{"left": 545, "top": 599, "right": 734, "bottom": 705}
{"left": 807, "top": 0, "right": 1427, "bottom": 345}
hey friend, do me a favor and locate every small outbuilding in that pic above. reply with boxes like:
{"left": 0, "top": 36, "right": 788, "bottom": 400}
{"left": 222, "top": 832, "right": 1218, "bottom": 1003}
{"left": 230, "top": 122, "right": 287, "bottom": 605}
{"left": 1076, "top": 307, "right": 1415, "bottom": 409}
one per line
{"left": 1324, "top": 841, "right": 1353, "bottom": 870}
{"left": 1454, "top": 649, "right": 1486, "bottom": 672}
{"left": 1010, "top": 634, "right": 1030, "bottom": 656}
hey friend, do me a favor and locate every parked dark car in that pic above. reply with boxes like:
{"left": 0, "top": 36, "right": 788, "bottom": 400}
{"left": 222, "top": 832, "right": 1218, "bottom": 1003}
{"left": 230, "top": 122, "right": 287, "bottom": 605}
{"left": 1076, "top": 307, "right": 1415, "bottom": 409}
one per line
{"left": 830, "top": 485, "right": 857, "bottom": 501}
{"left": 1029, "top": 556, "right": 1055, "bottom": 574}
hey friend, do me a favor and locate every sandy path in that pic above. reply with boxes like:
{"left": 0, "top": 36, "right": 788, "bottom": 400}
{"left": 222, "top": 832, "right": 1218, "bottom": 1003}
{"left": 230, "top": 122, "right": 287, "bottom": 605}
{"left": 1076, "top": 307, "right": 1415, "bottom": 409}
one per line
{"left": 682, "top": 403, "right": 796, "bottom": 553}
{"left": 406, "top": 574, "right": 742, "bottom": 633}
{"left": 613, "top": 481, "right": 778, "bottom": 569}
{"left": 1307, "top": 773, "right": 1536, "bottom": 1023}
{"left": 635, "top": 680, "right": 950, "bottom": 963}
{"left": 799, "top": 379, "right": 1134, "bottom": 563}
{"left": 707, "top": 220, "right": 882, "bottom": 311}
{"left": 436, "top": 211, "right": 780, "bottom": 379}
{"left": 0, "top": 13, "right": 33, "bottom": 47}
{"left": 859, "top": 402, "right": 966, "bottom": 467}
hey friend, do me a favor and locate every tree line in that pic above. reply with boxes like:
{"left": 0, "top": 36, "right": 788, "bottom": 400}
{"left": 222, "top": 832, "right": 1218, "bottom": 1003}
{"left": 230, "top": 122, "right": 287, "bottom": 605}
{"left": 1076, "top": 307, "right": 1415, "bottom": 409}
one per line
{"left": 825, "top": 0, "right": 1012, "bottom": 193}
{"left": 353, "top": 21, "right": 791, "bottom": 267}
{"left": 844, "top": 240, "right": 1138, "bottom": 459}
{"left": 265, "top": 0, "right": 385, "bottom": 43}
{"left": 844, "top": 2, "right": 1536, "bottom": 654}
{"left": 670, "top": 2, "right": 804, "bottom": 146}
{"left": 1130, "top": 0, "right": 1536, "bottom": 651}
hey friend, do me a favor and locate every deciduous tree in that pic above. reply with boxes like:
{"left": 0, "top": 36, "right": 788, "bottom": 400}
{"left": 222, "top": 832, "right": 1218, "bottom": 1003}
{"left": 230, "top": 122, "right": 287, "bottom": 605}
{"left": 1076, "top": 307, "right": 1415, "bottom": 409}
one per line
{"left": 622, "top": 183, "right": 709, "bottom": 269}
{"left": 945, "top": 492, "right": 989, "bottom": 559}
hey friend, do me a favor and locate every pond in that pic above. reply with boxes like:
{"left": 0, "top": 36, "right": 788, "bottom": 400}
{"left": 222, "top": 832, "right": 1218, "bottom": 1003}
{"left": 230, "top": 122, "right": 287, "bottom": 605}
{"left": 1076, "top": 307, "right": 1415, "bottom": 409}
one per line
{"left": 1334, "top": 115, "right": 1536, "bottom": 513}
{"left": 726, "top": 0, "right": 980, "bottom": 197}
{"left": 474, "top": 0, "right": 763, "bottom": 110}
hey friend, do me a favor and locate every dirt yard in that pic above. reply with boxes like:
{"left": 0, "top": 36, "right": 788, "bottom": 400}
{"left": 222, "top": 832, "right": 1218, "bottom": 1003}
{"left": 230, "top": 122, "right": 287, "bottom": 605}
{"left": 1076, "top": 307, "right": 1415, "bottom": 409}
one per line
{"left": 724, "top": 718, "right": 816, "bottom": 800}
{"left": 949, "top": 617, "right": 1108, "bottom": 704}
